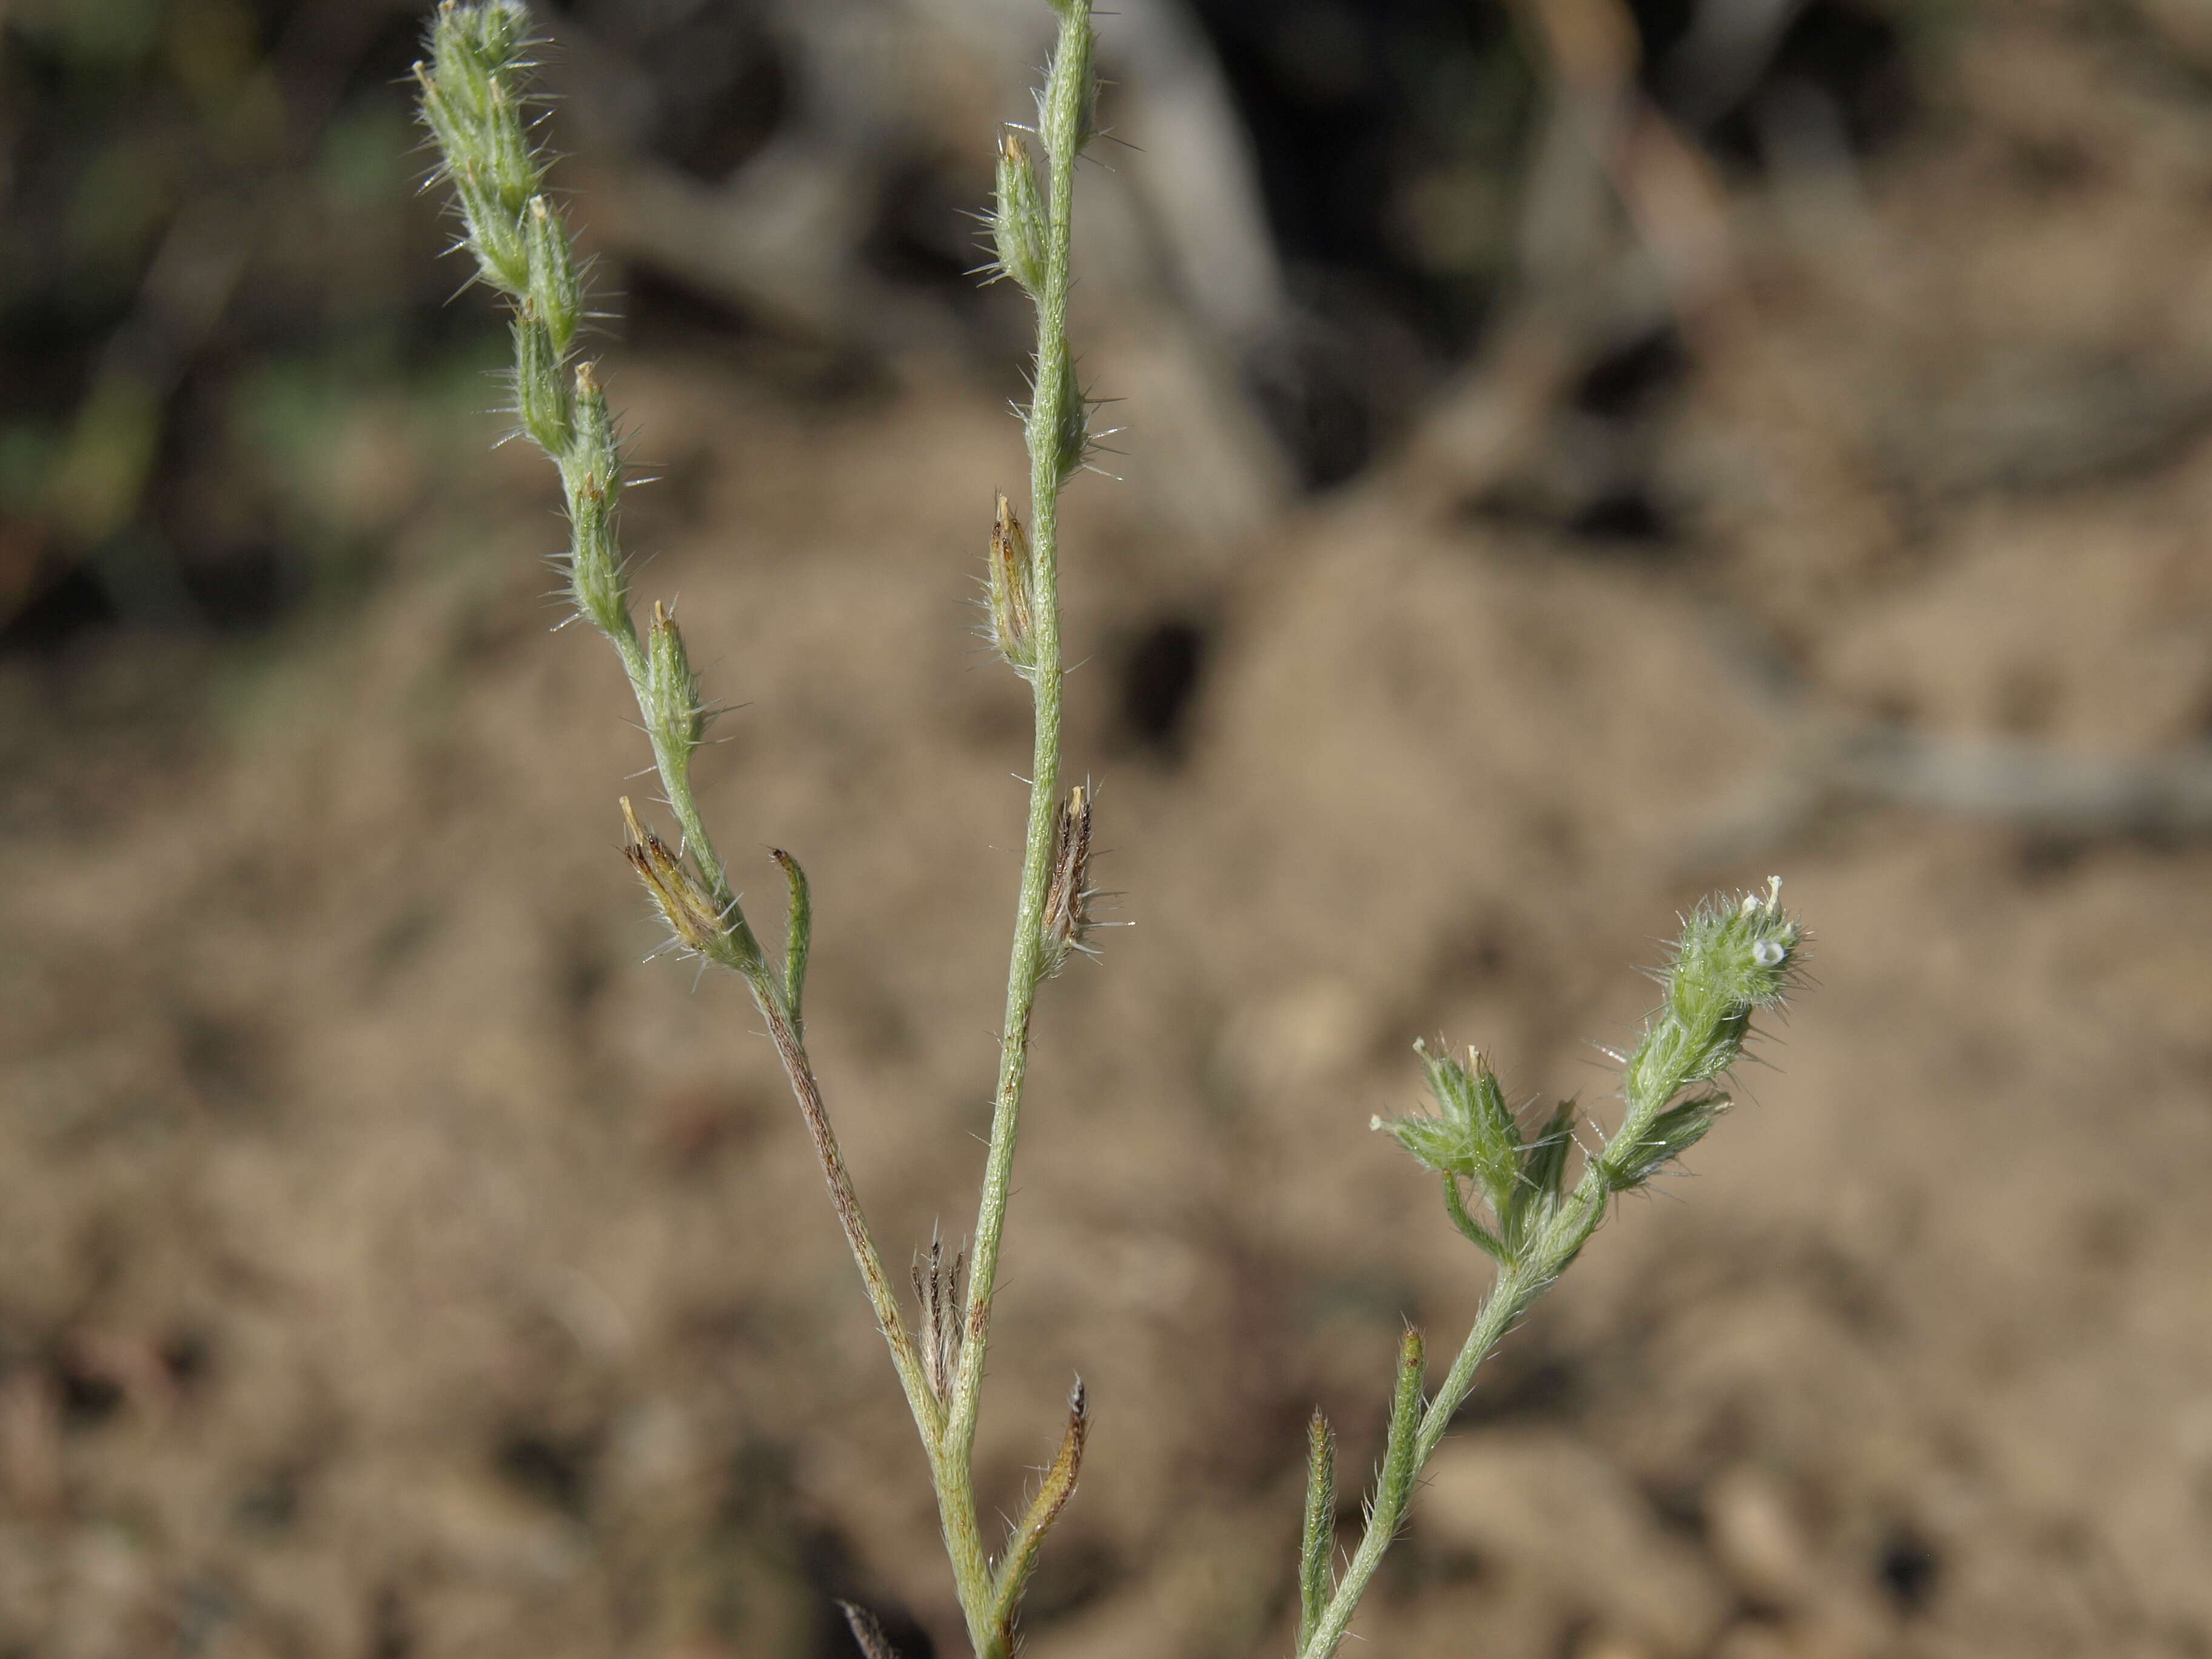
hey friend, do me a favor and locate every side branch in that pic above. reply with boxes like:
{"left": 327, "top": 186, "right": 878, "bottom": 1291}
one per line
{"left": 759, "top": 999, "right": 940, "bottom": 1447}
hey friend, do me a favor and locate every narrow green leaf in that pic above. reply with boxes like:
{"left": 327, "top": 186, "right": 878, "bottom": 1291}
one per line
{"left": 1424, "top": 1044, "right": 1521, "bottom": 1207}
{"left": 1297, "top": 1409, "right": 1336, "bottom": 1653}
{"left": 988, "top": 1379, "right": 1088, "bottom": 1640}
{"left": 512, "top": 316, "right": 571, "bottom": 453}
{"left": 772, "top": 848, "right": 812, "bottom": 1041}
{"left": 1375, "top": 1328, "right": 1426, "bottom": 1529}
{"left": 1603, "top": 1094, "right": 1729, "bottom": 1190}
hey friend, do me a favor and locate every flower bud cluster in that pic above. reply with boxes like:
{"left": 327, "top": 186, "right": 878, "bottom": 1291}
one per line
{"left": 420, "top": 4, "right": 787, "bottom": 994}
{"left": 1620, "top": 877, "right": 1801, "bottom": 1123}
{"left": 1601, "top": 878, "right": 1801, "bottom": 1190}
{"left": 417, "top": 1, "right": 541, "bottom": 298}
{"left": 420, "top": 2, "right": 628, "bottom": 642}
{"left": 1376, "top": 880, "right": 1803, "bottom": 1261}
{"left": 1373, "top": 1046, "right": 1576, "bottom": 1263}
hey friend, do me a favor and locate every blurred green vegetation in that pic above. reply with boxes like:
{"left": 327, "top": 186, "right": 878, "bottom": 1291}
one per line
{"left": 0, "top": 0, "right": 504, "bottom": 649}
{"left": 0, "top": 0, "right": 1922, "bottom": 640}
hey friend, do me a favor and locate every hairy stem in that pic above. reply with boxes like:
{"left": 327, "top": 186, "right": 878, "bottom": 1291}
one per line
{"left": 760, "top": 997, "right": 943, "bottom": 1443}
{"left": 1301, "top": 880, "right": 1804, "bottom": 1658}
{"left": 951, "top": 1, "right": 1083, "bottom": 1458}
{"left": 941, "top": 7, "right": 1094, "bottom": 1654}
{"left": 1295, "top": 1186, "right": 1603, "bottom": 1659}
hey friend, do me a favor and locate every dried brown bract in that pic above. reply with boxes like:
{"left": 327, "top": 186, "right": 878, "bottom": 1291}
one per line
{"left": 1040, "top": 784, "right": 1096, "bottom": 975}
{"left": 620, "top": 797, "right": 726, "bottom": 959}
{"left": 913, "top": 1235, "right": 965, "bottom": 1410}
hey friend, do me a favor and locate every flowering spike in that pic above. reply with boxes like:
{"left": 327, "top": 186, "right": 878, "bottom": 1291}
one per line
{"left": 1620, "top": 876, "right": 1803, "bottom": 1124}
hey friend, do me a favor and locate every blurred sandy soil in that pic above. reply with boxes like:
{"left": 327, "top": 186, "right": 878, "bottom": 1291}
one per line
{"left": 4, "top": 2, "right": 2212, "bottom": 1657}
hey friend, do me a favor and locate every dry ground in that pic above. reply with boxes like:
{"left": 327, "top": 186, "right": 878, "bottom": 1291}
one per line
{"left": 3, "top": 5, "right": 2211, "bottom": 1657}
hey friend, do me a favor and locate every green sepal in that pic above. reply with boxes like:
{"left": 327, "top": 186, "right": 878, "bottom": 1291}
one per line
{"left": 1602, "top": 1094, "right": 1729, "bottom": 1190}
{"left": 1037, "top": 7, "right": 1097, "bottom": 162}
{"left": 416, "top": 77, "right": 468, "bottom": 176}
{"left": 480, "top": 79, "right": 540, "bottom": 215}
{"left": 1441, "top": 1173, "right": 1510, "bottom": 1265}
{"left": 1031, "top": 365, "right": 1091, "bottom": 492}
{"left": 513, "top": 317, "right": 571, "bottom": 453}
{"left": 991, "top": 135, "right": 1048, "bottom": 297}
{"left": 1373, "top": 1328, "right": 1426, "bottom": 1530}
{"left": 1503, "top": 1099, "right": 1576, "bottom": 1247}
{"left": 1375, "top": 1042, "right": 1523, "bottom": 1212}
{"left": 525, "top": 196, "right": 583, "bottom": 354}
{"left": 435, "top": 0, "right": 533, "bottom": 85}
{"left": 643, "top": 602, "right": 707, "bottom": 759}
{"left": 562, "top": 363, "right": 628, "bottom": 635}
{"left": 452, "top": 164, "right": 529, "bottom": 294}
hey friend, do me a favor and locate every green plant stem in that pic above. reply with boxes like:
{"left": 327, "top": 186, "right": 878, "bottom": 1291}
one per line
{"left": 950, "top": 306, "right": 1065, "bottom": 1453}
{"left": 611, "top": 563, "right": 947, "bottom": 1474}
{"left": 574, "top": 453, "right": 939, "bottom": 1466}
{"left": 621, "top": 657, "right": 731, "bottom": 920}
{"left": 760, "top": 972, "right": 993, "bottom": 1647}
{"left": 938, "top": 10, "right": 1090, "bottom": 1655}
{"left": 759, "top": 999, "right": 943, "bottom": 1433}
{"left": 952, "top": 16, "right": 1079, "bottom": 1464}
{"left": 1297, "top": 1102, "right": 1660, "bottom": 1659}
